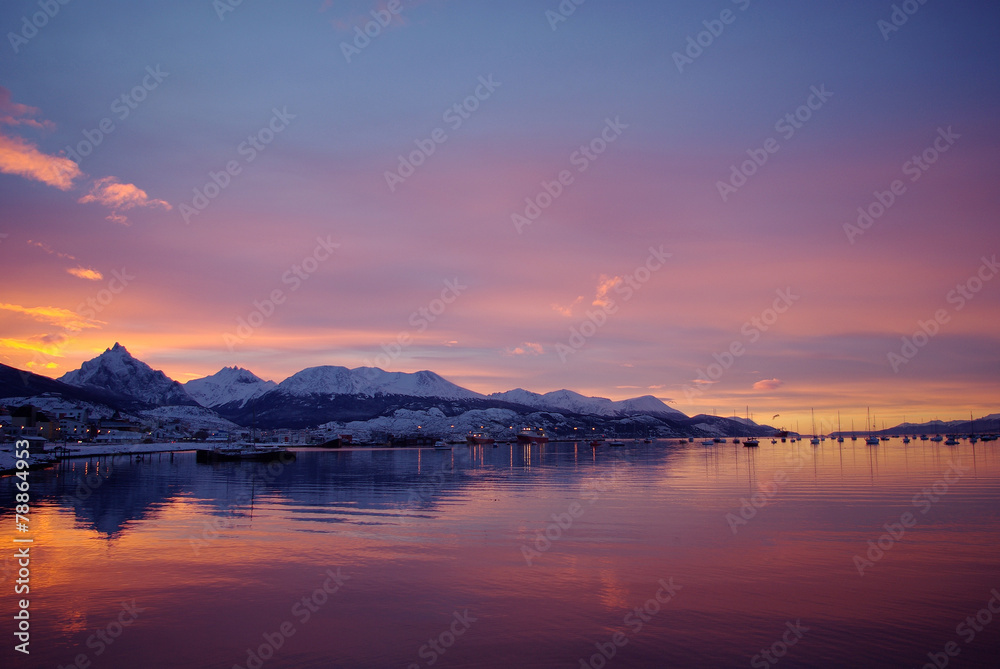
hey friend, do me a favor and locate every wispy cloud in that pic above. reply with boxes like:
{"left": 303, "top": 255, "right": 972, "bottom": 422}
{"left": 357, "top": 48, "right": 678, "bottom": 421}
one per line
{"left": 0, "top": 86, "right": 54, "bottom": 131}
{"left": 78, "top": 176, "right": 172, "bottom": 224}
{"left": 0, "top": 338, "right": 65, "bottom": 359}
{"left": 67, "top": 267, "right": 103, "bottom": 281}
{"left": 29, "top": 239, "right": 76, "bottom": 261}
{"left": 552, "top": 296, "right": 583, "bottom": 317}
{"left": 0, "top": 303, "right": 101, "bottom": 331}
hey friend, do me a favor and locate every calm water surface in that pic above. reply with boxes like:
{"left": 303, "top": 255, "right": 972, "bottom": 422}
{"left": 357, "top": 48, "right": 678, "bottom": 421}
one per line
{"left": 2, "top": 439, "right": 999, "bottom": 668}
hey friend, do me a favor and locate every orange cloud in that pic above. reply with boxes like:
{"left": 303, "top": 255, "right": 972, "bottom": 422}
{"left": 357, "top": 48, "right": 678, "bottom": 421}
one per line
{"left": 552, "top": 296, "right": 583, "bottom": 317}
{"left": 67, "top": 267, "right": 103, "bottom": 281}
{"left": 0, "top": 338, "right": 66, "bottom": 358}
{"left": 0, "top": 133, "right": 80, "bottom": 190}
{"left": 0, "top": 303, "right": 101, "bottom": 331}
{"left": 78, "top": 176, "right": 171, "bottom": 224}
{"left": 593, "top": 275, "right": 621, "bottom": 308}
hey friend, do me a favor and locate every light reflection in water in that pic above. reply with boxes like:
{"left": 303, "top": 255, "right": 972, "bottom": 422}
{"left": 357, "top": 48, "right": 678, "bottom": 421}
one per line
{"left": 0, "top": 440, "right": 997, "bottom": 668}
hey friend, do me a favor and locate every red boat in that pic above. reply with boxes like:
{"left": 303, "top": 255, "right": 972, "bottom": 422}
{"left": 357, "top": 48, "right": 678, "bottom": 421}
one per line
{"left": 516, "top": 428, "right": 549, "bottom": 445}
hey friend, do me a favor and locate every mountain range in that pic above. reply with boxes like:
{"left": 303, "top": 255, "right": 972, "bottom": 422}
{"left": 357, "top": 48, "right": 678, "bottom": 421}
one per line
{"left": 3, "top": 344, "right": 992, "bottom": 439}
{"left": 1, "top": 344, "right": 699, "bottom": 435}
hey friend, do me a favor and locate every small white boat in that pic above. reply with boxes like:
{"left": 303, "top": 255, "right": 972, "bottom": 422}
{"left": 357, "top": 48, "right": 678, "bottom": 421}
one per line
{"left": 434, "top": 440, "right": 452, "bottom": 450}
{"left": 701, "top": 440, "right": 715, "bottom": 446}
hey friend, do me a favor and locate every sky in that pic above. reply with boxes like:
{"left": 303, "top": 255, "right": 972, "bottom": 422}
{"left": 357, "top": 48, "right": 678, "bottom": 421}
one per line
{"left": 1, "top": 0, "right": 998, "bottom": 430}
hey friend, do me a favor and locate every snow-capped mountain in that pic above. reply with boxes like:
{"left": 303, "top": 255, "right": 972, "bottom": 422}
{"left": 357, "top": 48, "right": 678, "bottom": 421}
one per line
{"left": 489, "top": 388, "right": 684, "bottom": 418}
{"left": 276, "top": 366, "right": 483, "bottom": 400}
{"left": 59, "top": 343, "right": 196, "bottom": 406}
{"left": 183, "top": 366, "right": 277, "bottom": 408}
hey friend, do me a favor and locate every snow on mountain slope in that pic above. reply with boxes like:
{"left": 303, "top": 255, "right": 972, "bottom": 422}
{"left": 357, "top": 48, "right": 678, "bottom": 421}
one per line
{"left": 59, "top": 343, "right": 195, "bottom": 406}
{"left": 184, "top": 367, "right": 277, "bottom": 408}
{"left": 276, "top": 366, "right": 482, "bottom": 399}
{"left": 611, "top": 395, "right": 685, "bottom": 417}
{"left": 488, "top": 388, "right": 684, "bottom": 417}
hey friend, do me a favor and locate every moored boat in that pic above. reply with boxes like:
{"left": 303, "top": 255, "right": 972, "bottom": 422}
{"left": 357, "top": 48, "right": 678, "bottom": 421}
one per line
{"left": 196, "top": 442, "right": 290, "bottom": 463}
{"left": 516, "top": 428, "right": 549, "bottom": 445}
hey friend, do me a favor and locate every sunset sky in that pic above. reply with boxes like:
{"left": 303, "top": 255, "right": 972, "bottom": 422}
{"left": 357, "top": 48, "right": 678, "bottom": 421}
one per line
{"left": 1, "top": 0, "right": 998, "bottom": 429}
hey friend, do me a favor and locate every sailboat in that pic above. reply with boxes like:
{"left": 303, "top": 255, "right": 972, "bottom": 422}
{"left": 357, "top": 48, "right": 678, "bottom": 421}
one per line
{"left": 810, "top": 409, "right": 820, "bottom": 445}
{"left": 851, "top": 418, "right": 857, "bottom": 441}
{"left": 902, "top": 415, "right": 910, "bottom": 444}
{"left": 969, "top": 412, "right": 978, "bottom": 444}
{"left": 865, "top": 408, "right": 880, "bottom": 446}
{"left": 837, "top": 411, "right": 844, "bottom": 443}
{"left": 743, "top": 406, "right": 759, "bottom": 447}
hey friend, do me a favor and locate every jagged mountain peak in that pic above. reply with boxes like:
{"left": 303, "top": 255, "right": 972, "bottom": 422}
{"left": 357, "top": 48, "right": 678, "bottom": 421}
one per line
{"left": 59, "top": 345, "right": 195, "bottom": 407}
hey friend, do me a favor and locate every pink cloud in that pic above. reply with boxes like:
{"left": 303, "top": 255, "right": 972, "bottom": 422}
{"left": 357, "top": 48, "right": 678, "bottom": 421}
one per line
{"left": 504, "top": 342, "right": 544, "bottom": 356}
{"left": 753, "top": 378, "right": 784, "bottom": 391}
{"left": 0, "top": 87, "right": 55, "bottom": 130}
